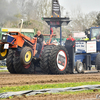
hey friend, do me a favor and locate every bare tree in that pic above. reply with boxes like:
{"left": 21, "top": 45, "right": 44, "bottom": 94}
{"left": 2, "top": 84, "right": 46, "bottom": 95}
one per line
{"left": 0, "top": 0, "right": 8, "bottom": 25}
{"left": 37, "top": 0, "right": 52, "bottom": 18}
{"left": 68, "top": 6, "right": 99, "bottom": 32}
{"left": 93, "top": 12, "right": 100, "bottom": 26}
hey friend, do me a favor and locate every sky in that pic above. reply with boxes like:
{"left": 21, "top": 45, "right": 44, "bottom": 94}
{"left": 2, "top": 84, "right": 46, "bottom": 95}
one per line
{"left": 59, "top": 0, "right": 100, "bottom": 14}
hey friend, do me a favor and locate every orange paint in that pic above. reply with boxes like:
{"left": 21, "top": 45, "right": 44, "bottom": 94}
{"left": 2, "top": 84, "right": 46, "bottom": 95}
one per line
{"left": 5, "top": 32, "right": 37, "bottom": 56}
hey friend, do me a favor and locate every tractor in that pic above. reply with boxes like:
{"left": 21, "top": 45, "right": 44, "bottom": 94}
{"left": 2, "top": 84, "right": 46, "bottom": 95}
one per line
{"left": 73, "top": 26, "right": 100, "bottom": 73}
{"left": 0, "top": 18, "right": 70, "bottom": 74}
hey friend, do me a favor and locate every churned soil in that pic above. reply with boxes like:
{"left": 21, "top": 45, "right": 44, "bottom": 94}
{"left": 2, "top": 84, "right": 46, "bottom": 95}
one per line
{"left": 0, "top": 72, "right": 100, "bottom": 87}
{"left": 0, "top": 72, "right": 100, "bottom": 100}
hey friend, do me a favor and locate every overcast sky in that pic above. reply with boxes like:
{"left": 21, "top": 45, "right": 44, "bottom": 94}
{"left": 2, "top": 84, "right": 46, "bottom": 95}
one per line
{"left": 59, "top": 0, "right": 100, "bottom": 14}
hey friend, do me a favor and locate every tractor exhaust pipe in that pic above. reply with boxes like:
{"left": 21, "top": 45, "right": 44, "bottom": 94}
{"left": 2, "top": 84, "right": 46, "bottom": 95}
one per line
{"left": 19, "top": 19, "right": 23, "bottom": 33}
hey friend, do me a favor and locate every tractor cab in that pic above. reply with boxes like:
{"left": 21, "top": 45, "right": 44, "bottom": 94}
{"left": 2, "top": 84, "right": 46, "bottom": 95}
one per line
{"left": 85, "top": 27, "right": 100, "bottom": 40}
{"left": 74, "top": 27, "right": 100, "bottom": 73}
{"left": 84, "top": 27, "right": 100, "bottom": 51}
{"left": 90, "top": 27, "right": 100, "bottom": 51}
{"left": 90, "top": 27, "right": 100, "bottom": 40}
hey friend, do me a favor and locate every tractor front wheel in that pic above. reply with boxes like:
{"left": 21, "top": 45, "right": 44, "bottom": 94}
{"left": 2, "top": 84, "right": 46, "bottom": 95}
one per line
{"left": 20, "top": 47, "right": 33, "bottom": 65}
{"left": 14, "top": 50, "right": 34, "bottom": 74}
{"left": 6, "top": 49, "right": 16, "bottom": 73}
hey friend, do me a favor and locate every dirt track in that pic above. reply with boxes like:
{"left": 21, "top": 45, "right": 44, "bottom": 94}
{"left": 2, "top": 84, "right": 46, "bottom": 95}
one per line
{"left": 0, "top": 72, "right": 100, "bottom": 100}
{"left": 0, "top": 72, "right": 100, "bottom": 87}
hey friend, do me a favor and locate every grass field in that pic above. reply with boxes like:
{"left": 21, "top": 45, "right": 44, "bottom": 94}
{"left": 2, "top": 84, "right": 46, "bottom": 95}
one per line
{"left": 0, "top": 81, "right": 100, "bottom": 94}
{"left": 0, "top": 66, "right": 7, "bottom": 72}
{"left": 0, "top": 66, "right": 6, "bottom": 68}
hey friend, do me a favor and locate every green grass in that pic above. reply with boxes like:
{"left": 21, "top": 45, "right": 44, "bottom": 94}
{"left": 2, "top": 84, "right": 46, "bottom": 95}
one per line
{"left": 0, "top": 66, "right": 6, "bottom": 68}
{"left": 0, "top": 81, "right": 100, "bottom": 93}
{"left": 0, "top": 70, "right": 8, "bottom": 72}
{"left": 0, "top": 66, "right": 7, "bottom": 72}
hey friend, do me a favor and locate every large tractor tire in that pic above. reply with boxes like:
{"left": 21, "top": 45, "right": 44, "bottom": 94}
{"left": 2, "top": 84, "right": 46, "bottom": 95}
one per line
{"left": 33, "top": 59, "right": 41, "bottom": 74}
{"left": 0, "top": 44, "right": 8, "bottom": 60}
{"left": 20, "top": 47, "right": 33, "bottom": 65}
{"left": 49, "top": 45, "right": 69, "bottom": 74}
{"left": 6, "top": 49, "right": 16, "bottom": 74}
{"left": 13, "top": 50, "right": 34, "bottom": 74}
{"left": 95, "top": 54, "right": 100, "bottom": 70}
{"left": 40, "top": 45, "right": 55, "bottom": 74}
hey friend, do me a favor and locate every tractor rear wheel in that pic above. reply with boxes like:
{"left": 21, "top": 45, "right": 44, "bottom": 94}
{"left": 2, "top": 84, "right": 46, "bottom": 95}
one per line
{"left": 95, "top": 54, "right": 100, "bottom": 70}
{"left": 20, "top": 47, "right": 33, "bottom": 65}
{"left": 49, "top": 45, "right": 69, "bottom": 74}
{"left": 6, "top": 49, "right": 16, "bottom": 73}
{"left": 40, "top": 45, "right": 55, "bottom": 74}
{"left": 14, "top": 50, "right": 34, "bottom": 74}
{"left": 0, "top": 44, "right": 8, "bottom": 60}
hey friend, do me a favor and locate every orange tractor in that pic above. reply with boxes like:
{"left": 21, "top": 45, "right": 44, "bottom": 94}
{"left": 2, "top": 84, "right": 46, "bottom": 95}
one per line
{"left": 0, "top": 25, "right": 69, "bottom": 74}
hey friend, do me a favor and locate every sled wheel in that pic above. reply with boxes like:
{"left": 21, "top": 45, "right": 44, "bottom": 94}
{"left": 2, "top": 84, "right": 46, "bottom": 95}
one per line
{"left": 20, "top": 47, "right": 33, "bottom": 65}
{"left": 95, "top": 54, "right": 100, "bottom": 70}
{"left": 76, "top": 61, "right": 84, "bottom": 73}
{"left": 49, "top": 45, "right": 69, "bottom": 74}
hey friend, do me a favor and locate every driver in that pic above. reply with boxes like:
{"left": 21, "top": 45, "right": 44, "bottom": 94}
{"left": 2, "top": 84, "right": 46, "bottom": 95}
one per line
{"left": 33, "top": 31, "right": 44, "bottom": 56}
{"left": 97, "top": 32, "right": 100, "bottom": 39}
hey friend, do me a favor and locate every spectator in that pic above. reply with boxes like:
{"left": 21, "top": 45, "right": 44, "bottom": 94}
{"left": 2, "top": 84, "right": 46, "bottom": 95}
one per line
{"left": 65, "top": 34, "right": 75, "bottom": 48}
{"left": 65, "top": 34, "right": 75, "bottom": 73}
{"left": 67, "top": 34, "right": 75, "bottom": 41}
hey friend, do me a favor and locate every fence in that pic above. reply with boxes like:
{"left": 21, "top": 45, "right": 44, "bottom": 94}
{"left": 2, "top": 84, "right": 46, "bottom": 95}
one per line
{"left": 0, "top": 60, "right": 6, "bottom": 66}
